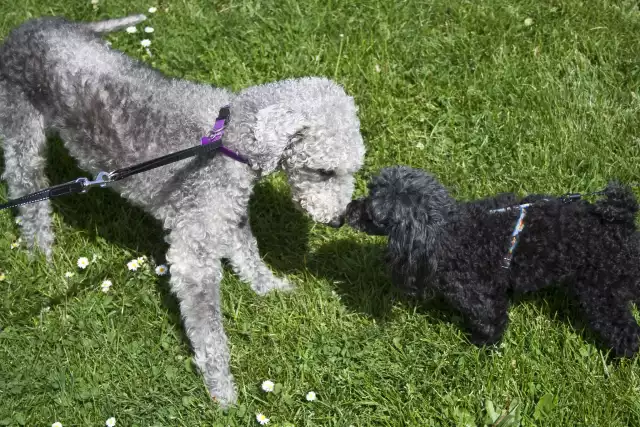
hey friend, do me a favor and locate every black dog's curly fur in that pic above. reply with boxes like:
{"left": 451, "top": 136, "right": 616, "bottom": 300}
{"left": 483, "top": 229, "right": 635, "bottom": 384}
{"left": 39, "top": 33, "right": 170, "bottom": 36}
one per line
{"left": 346, "top": 166, "right": 640, "bottom": 357}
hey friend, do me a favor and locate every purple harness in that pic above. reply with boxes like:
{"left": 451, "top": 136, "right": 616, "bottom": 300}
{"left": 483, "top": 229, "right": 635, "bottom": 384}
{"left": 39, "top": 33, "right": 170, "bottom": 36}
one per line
{"left": 201, "top": 106, "right": 250, "bottom": 165}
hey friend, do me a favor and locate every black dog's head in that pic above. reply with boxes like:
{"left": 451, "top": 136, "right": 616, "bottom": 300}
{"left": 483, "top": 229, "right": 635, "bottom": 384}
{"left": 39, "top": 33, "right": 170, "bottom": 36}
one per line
{"left": 346, "top": 166, "right": 455, "bottom": 295}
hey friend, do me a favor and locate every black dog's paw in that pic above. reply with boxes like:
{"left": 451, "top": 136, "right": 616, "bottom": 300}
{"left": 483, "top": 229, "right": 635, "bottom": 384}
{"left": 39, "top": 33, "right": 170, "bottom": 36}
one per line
{"left": 469, "top": 334, "right": 502, "bottom": 348}
{"left": 468, "top": 327, "right": 505, "bottom": 348}
{"left": 610, "top": 328, "right": 640, "bottom": 359}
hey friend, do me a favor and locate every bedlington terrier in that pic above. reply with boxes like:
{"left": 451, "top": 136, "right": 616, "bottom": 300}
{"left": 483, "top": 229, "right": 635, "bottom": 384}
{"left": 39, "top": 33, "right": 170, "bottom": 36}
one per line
{"left": 0, "top": 15, "right": 365, "bottom": 406}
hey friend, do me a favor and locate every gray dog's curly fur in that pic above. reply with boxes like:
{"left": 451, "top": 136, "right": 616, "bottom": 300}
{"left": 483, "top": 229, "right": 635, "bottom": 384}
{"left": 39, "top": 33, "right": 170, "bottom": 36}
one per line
{"left": 0, "top": 15, "right": 365, "bottom": 406}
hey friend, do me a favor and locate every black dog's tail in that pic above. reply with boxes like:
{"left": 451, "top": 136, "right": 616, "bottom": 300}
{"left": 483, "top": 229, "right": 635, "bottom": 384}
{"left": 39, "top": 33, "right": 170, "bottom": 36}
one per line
{"left": 591, "top": 181, "right": 638, "bottom": 224}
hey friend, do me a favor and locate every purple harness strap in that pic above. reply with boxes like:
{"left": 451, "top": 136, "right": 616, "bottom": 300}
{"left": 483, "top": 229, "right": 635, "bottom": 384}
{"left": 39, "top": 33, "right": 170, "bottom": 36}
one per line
{"left": 201, "top": 105, "right": 251, "bottom": 165}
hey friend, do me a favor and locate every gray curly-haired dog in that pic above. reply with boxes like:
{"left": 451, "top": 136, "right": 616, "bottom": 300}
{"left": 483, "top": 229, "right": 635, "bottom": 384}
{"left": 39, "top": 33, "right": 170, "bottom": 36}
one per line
{"left": 0, "top": 15, "right": 365, "bottom": 406}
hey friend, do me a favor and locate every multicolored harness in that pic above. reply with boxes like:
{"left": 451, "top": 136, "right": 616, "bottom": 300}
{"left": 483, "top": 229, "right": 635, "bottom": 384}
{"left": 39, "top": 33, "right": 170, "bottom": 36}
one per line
{"left": 489, "top": 203, "right": 538, "bottom": 269}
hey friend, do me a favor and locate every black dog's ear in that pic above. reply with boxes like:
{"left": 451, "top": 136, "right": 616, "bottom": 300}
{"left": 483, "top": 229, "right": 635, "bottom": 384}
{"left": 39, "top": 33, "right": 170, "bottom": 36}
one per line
{"left": 365, "top": 166, "right": 453, "bottom": 295}
{"left": 386, "top": 203, "right": 446, "bottom": 296}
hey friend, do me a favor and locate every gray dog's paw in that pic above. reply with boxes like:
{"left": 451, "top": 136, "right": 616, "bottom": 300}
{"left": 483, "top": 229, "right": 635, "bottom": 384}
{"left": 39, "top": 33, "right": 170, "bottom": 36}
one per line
{"left": 209, "top": 382, "right": 238, "bottom": 409}
{"left": 22, "top": 235, "right": 54, "bottom": 263}
{"left": 252, "top": 275, "right": 294, "bottom": 295}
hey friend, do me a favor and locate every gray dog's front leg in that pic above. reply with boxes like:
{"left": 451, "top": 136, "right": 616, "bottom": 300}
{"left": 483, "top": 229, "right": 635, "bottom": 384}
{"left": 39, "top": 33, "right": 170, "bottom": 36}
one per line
{"left": 166, "top": 231, "right": 237, "bottom": 407}
{"left": 228, "top": 225, "right": 293, "bottom": 295}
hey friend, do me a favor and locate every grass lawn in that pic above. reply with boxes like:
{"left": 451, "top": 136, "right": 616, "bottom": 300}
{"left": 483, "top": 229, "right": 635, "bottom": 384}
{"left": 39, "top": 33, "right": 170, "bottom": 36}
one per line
{"left": 1, "top": 0, "right": 640, "bottom": 425}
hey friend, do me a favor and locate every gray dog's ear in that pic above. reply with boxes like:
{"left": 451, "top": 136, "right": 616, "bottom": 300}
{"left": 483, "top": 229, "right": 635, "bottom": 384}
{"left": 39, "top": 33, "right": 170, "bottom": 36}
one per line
{"left": 250, "top": 104, "right": 309, "bottom": 174}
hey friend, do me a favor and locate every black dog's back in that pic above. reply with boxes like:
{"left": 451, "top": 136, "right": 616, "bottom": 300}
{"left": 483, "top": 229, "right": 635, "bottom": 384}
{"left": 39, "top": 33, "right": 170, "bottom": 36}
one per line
{"left": 509, "top": 183, "right": 639, "bottom": 294}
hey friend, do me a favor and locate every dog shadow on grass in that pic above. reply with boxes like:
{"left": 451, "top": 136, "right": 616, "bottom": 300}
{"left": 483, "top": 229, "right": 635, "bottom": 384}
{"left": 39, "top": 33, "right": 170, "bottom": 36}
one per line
{"left": 1, "top": 138, "right": 183, "bottom": 332}
{"left": 248, "top": 183, "right": 457, "bottom": 323}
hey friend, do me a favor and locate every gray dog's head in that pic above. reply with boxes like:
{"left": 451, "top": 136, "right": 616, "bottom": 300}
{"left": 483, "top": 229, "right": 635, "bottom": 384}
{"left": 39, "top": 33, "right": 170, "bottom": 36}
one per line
{"left": 231, "top": 77, "right": 366, "bottom": 227}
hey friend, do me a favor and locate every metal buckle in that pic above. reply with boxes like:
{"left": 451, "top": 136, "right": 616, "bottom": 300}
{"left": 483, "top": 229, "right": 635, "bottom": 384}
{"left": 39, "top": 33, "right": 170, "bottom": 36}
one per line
{"left": 76, "top": 171, "right": 113, "bottom": 193}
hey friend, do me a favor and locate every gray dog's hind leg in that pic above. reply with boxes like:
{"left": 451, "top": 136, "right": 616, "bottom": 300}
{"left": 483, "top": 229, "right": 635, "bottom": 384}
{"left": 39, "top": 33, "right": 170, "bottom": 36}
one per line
{"left": 228, "top": 225, "right": 293, "bottom": 295}
{"left": 0, "top": 83, "right": 54, "bottom": 258}
{"left": 165, "top": 229, "right": 238, "bottom": 407}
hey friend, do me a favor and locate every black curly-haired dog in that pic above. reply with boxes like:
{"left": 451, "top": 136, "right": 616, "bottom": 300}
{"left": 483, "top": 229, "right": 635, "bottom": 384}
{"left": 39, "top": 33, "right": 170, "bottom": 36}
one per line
{"left": 346, "top": 166, "right": 640, "bottom": 357}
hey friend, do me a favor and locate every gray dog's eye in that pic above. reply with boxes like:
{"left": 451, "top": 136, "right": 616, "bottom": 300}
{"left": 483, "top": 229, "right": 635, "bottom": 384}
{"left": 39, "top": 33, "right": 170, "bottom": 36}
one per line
{"left": 317, "top": 169, "right": 336, "bottom": 178}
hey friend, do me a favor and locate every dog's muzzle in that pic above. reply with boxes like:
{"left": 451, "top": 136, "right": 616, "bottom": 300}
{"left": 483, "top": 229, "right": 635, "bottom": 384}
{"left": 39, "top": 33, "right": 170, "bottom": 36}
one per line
{"left": 345, "top": 198, "right": 366, "bottom": 227}
{"left": 328, "top": 214, "right": 345, "bottom": 228}
{"left": 345, "top": 198, "right": 387, "bottom": 236}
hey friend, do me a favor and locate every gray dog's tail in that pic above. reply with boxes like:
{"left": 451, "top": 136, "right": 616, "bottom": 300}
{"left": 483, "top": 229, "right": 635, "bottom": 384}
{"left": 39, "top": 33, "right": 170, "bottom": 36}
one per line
{"left": 84, "top": 14, "right": 147, "bottom": 33}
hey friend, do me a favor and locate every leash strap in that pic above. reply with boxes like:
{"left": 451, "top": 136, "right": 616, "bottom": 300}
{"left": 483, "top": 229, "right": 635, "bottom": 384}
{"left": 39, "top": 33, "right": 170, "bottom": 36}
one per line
{"left": 0, "top": 180, "right": 87, "bottom": 211}
{"left": 0, "top": 106, "right": 242, "bottom": 211}
{"left": 111, "top": 106, "right": 232, "bottom": 181}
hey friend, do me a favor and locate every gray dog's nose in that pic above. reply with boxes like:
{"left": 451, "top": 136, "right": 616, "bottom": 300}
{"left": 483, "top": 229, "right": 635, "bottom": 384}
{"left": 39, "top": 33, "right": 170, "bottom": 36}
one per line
{"left": 328, "top": 215, "right": 345, "bottom": 228}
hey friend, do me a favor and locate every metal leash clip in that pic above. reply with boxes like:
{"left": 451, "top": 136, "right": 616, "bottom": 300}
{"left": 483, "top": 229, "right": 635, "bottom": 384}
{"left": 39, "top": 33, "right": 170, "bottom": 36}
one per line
{"left": 76, "top": 171, "right": 113, "bottom": 193}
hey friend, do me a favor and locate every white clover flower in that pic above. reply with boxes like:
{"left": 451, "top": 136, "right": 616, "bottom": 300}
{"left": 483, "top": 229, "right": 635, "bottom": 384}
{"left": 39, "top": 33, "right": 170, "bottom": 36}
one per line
{"left": 375, "top": 64, "right": 381, "bottom": 73}
{"left": 127, "top": 259, "right": 140, "bottom": 271}
{"left": 64, "top": 271, "right": 74, "bottom": 278}
{"left": 256, "top": 413, "right": 270, "bottom": 425}
{"left": 261, "top": 380, "right": 275, "bottom": 392}
{"left": 306, "top": 391, "right": 317, "bottom": 401}
{"left": 148, "top": 7, "right": 157, "bottom": 13}
{"left": 524, "top": 18, "right": 534, "bottom": 26}
{"left": 77, "top": 257, "right": 90, "bottom": 269}
{"left": 140, "top": 39, "right": 151, "bottom": 47}
{"left": 144, "top": 26, "right": 154, "bottom": 33}
{"left": 155, "top": 264, "right": 168, "bottom": 276}
{"left": 126, "top": 26, "right": 137, "bottom": 33}
{"left": 42, "top": 306, "right": 51, "bottom": 313}
{"left": 52, "top": 422, "right": 63, "bottom": 427}
{"left": 416, "top": 142, "right": 425, "bottom": 150}
{"left": 105, "top": 417, "right": 116, "bottom": 427}
{"left": 101, "top": 280, "right": 113, "bottom": 293}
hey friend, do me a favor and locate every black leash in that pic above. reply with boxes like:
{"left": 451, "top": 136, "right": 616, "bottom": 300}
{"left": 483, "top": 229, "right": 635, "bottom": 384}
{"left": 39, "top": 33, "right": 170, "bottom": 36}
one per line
{"left": 558, "top": 189, "right": 607, "bottom": 203}
{"left": 0, "top": 106, "right": 246, "bottom": 211}
{"left": 492, "top": 185, "right": 640, "bottom": 214}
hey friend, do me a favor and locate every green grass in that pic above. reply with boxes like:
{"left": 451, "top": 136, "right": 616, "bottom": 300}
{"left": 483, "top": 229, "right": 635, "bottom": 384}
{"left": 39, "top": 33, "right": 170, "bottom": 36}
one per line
{"left": 1, "top": 0, "right": 640, "bottom": 425}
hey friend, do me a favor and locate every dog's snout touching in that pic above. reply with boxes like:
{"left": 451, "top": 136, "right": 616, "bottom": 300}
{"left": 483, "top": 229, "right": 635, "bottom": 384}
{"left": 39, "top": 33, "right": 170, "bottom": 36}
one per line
{"left": 345, "top": 199, "right": 364, "bottom": 224}
{"left": 328, "top": 214, "right": 345, "bottom": 228}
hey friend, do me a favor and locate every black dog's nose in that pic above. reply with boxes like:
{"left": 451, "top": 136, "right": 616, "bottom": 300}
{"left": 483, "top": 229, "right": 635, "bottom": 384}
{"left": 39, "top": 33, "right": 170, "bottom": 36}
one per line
{"left": 328, "top": 215, "right": 345, "bottom": 228}
{"left": 345, "top": 199, "right": 364, "bottom": 225}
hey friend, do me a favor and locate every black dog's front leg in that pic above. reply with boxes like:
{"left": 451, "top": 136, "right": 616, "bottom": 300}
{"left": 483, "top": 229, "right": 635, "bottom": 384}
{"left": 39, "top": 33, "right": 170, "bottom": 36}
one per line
{"left": 444, "top": 280, "right": 510, "bottom": 346}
